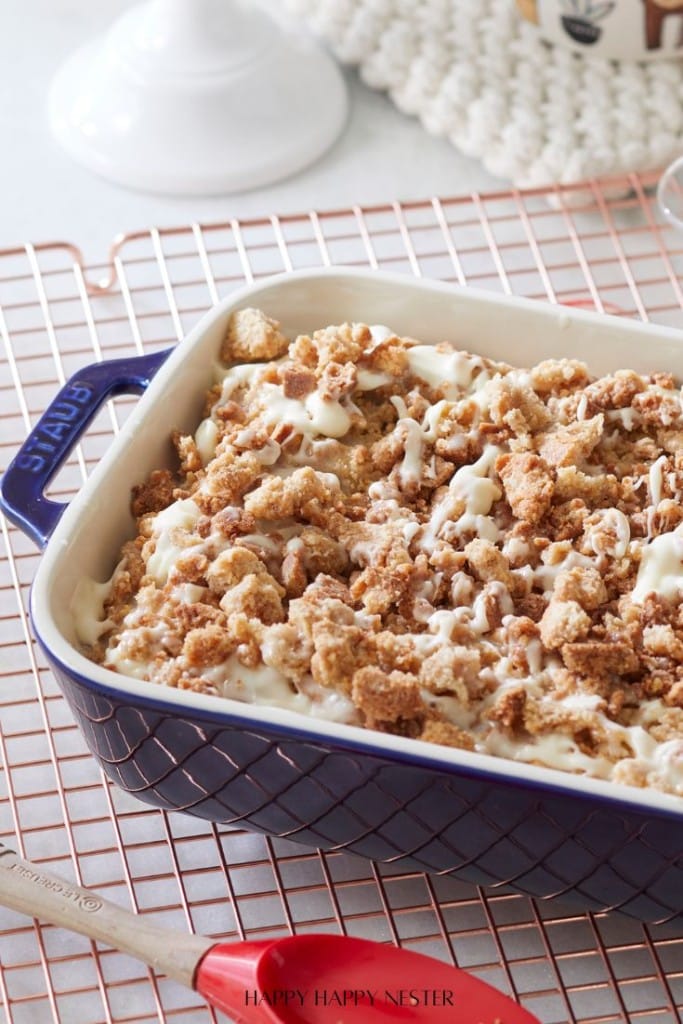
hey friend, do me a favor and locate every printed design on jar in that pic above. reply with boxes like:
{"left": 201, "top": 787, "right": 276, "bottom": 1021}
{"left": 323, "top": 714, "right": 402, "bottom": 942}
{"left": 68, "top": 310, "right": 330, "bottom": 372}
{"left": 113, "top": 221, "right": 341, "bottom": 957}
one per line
{"left": 643, "top": 0, "right": 683, "bottom": 50}
{"left": 559, "top": 0, "right": 616, "bottom": 45}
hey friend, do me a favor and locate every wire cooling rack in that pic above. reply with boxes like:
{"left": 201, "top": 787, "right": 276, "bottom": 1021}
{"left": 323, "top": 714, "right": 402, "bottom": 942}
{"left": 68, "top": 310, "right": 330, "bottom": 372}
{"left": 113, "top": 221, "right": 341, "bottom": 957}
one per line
{"left": 1, "top": 171, "right": 683, "bottom": 1024}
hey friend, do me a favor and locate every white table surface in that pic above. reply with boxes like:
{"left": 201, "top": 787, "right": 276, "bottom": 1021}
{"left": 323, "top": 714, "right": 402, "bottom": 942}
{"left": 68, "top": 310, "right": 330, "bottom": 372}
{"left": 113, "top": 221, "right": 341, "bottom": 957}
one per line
{"left": 0, "top": 0, "right": 506, "bottom": 264}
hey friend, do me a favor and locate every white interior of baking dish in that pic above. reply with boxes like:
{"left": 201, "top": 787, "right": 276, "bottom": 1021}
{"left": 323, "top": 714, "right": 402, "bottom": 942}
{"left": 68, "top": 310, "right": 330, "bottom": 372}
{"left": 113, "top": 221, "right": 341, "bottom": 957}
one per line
{"left": 30, "top": 268, "right": 683, "bottom": 817}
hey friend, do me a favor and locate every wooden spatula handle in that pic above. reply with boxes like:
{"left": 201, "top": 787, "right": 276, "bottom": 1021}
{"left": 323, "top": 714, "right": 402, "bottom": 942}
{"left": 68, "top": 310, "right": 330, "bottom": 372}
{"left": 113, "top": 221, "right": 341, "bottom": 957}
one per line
{"left": 0, "top": 842, "right": 212, "bottom": 986}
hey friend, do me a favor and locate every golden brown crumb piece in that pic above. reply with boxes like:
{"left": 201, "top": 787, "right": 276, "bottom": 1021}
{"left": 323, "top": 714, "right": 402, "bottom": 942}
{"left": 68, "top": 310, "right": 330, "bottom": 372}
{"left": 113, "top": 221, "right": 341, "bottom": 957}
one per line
{"left": 464, "top": 538, "right": 515, "bottom": 590}
{"left": 657, "top": 428, "right": 683, "bottom": 455}
{"left": 539, "top": 600, "right": 591, "bottom": 650}
{"left": 174, "top": 600, "right": 226, "bottom": 634}
{"left": 173, "top": 431, "right": 203, "bottom": 475}
{"left": 219, "top": 573, "right": 285, "bottom": 625}
{"left": 553, "top": 566, "right": 607, "bottom": 610}
{"left": 487, "top": 378, "right": 551, "bottom": 435}
{"left": 537, "top": 415, "right": 604, "bottom": 468}
{"left": 182, "top": 625, "right": 233, "bottom": 667}
{"left": 197, "top": 451, "right": 263, "bottom": 513}
{"left": 418, "top": 718, "right": 475, "bottom": 750}
{"left": 642, "top": 624, "right": 683, "bottom": 660}
{"left": 171, "top": 550, "right": 209, "bottom": 585}
{"left": 310, "top": 624, "right": 370, "bottom": 692}
{"left": 561, "top": 642, "right": 639, "bottom": 677}
{"left": 515, "top": 592, "right": 547, "bottom": 622}
{"left": 206, "top": 547, "right": 269, "bottom": 593}
{"left": 351, "top": 666, "right": 424, "bottom": 727}
{"left": 131, "top": 469, "right": 175, "bottom": 517}
{"left": 665, "top": 681, "right": 683, "bottom": 708}
{"left": 488, "top": 685, "right": 527, "bottom": 732}
{"left": 260, "top": 623, "right": 313, "bottom": 683}
{"left": 505, "top": 615, "right": 541, "bottom": 674}
{"left": 222, "top": 308, "right": 288, "bottom": 362}
{"left": 311, "top": 323, "right": 368, "bottom": 370}
{"left": 529, "top": 358, "right": 590, "bottom": 395}
{"left": 649, "top": 499, "right": 683, "bottom": 536}
{"left": 633, "top": 386, "right": 683, "bottom": 427}
{"left": 299, "top": 527, "right": 349, "bottom": 577}
{"left": 373, "top": 631, "right": 422, "bottom": 675}
{"left": 281, "top": 365, "right": 316, "bottom": 399}
{"left": 363, "top": 334, "right": 408, "bottom": 375}
{"left": 584, "top": 370, "right": 643, "bottom": 409}
{"left": 496, "top": 452, "right": 554, "bottom": 523}
{"left": 281, "top": 550, "right": 308, "bottom": 598}
{"left": 211, "top": 506, "right": 256, "bottom": 539}
{"left": 419, "top": 645, "right": 479, "bottom": 701}
{"left": 320, "top": 361, "right": 357, "bottom": 400}
{"left": 244, "top": 467, "right": 339, "bottom": 520}
{"left": 104, "top": 539, "right": 146, "bottom": 622}
{"left": 553, "top": 467, "right": 620, "bottom": 506}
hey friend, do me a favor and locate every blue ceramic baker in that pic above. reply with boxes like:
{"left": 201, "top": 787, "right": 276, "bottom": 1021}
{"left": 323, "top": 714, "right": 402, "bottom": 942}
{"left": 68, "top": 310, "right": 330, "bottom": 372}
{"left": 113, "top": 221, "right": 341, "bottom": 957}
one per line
{"left": 1, "top": 270, "right": 681, "bottom": 923}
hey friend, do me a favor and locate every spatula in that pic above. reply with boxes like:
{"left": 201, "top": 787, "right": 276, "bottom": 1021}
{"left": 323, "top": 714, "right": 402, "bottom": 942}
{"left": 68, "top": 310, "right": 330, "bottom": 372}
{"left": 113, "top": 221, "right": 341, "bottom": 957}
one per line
{"left": 0, "top": 842, "right": 540, "bottom": 1023}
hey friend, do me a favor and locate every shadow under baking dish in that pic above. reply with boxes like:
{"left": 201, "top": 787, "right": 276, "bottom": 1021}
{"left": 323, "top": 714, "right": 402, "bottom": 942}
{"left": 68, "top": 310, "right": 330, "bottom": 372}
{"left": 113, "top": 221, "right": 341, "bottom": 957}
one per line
{"left": 12, "top": 269, "right": 683, "bottom": 924}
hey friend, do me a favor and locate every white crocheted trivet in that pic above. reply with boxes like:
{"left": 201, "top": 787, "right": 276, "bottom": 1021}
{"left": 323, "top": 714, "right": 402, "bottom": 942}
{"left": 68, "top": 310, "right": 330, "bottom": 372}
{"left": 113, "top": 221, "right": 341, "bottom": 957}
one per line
{"left": 286, "top": 0, "right": 683, "bottom": 187}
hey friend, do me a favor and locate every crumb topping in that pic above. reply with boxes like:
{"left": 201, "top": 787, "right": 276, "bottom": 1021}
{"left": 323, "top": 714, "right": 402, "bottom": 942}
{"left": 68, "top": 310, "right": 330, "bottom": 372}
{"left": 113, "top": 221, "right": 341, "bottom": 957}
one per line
{"left": 76, "top": 307, "right": 683, "bottom": 797}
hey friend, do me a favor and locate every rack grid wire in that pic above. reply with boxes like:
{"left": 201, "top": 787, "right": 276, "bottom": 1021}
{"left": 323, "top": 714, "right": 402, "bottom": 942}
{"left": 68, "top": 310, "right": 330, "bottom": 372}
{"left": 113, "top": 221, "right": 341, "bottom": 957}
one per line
{"left": 0, "top": 170, "right": 683, "bottom": 1024}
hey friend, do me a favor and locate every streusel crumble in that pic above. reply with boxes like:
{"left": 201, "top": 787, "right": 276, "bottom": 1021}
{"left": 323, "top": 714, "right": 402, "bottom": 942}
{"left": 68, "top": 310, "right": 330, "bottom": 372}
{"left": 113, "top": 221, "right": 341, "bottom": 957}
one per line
{"left": 77, "top": 308, "right": 683, "bottom": 796}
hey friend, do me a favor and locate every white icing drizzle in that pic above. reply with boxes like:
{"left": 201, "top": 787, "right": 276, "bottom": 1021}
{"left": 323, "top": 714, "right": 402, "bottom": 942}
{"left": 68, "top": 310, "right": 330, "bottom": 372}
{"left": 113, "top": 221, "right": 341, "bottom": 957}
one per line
{"left": 608, "top": 508, "right": 631, "bottom": 559}
{"left": 405, "top": 344, "right": 485, "bottom": 398}
{"left": 194, "top": 418, "right": 219, "bottom": 464}
{"left": 632, "top": 525, "right": 683, "bottom": 604}
{"left": 70, "top": 576, "right": 116, "bottom": 646}
{"left": 254, "top": 383, "right": 352, "bottom": 440}
{"left": 588, "top": 508, "right": 631, "bottom": 560}
{"left": 397, "top": 419, "right": 425, "bottom": 489}
{"left": 502, "top": 535, "right": 531, "bottom": 563}
{"left": 485, "top": 731, "right": 615, "bottom": 778}
{"left": 652, "top": 739, "right": 683, "bottom": 790}
{"left": 368, "top": 324, "right": 394, "bottom": 346}
{"left": 649, "top": 454, "right": 669, "bottom": 508}
{"left": 213, "top": 660, "right": 359, "bottom": 722}
{"left": 419, "top": 445, "right": 502, "bottom": 553}
{"left": 146, "top": 499, "right": 202, "bottom": 585}
{"left": 532, "top": 548, "right": 595, "bottom": 592}
{"left": 103, "top": 652, "right": 156, "bottom": 680}
{"left": 605, "top": 407, "right": 639, "bottom": 431}
{"left": 525, "top": 638, "right": 543, "bottom": 676}
{"left": 356, "top": 368, "right": 391, "bottom": 391}
{"left": 576, "top": 393, "right": 588, "bottom": 422}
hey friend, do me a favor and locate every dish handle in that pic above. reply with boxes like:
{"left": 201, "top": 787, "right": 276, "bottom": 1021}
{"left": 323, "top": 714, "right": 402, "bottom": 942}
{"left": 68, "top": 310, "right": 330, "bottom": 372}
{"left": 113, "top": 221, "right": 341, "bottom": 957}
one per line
{"left": 0, "top": 348, "right": 172, "bottom": 549}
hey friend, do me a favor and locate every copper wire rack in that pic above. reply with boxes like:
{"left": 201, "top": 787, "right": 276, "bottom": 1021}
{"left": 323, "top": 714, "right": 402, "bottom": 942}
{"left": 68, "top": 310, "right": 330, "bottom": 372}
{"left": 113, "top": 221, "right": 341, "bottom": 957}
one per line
{"left": 1, "top": 170, "right": 683, "bottom": 1024}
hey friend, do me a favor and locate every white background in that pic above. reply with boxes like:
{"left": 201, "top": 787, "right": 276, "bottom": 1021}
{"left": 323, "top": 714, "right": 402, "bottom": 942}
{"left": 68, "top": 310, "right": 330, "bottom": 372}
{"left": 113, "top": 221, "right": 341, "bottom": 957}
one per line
{"left": 0, "top": 0, "right": 505, "bottom": 263}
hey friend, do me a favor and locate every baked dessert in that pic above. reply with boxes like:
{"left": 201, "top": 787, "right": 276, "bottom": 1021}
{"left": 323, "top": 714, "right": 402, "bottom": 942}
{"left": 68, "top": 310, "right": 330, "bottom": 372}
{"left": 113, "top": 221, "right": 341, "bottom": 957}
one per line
{"left": 78, "top": 308, "right": 683, "bottom": 796}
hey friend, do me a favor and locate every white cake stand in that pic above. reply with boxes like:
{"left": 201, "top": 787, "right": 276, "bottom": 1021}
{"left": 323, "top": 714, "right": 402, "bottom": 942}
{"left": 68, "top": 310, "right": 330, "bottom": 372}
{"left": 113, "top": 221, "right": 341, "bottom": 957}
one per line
{"left": 48, "top": 0, "right": 349, "bottom": 196}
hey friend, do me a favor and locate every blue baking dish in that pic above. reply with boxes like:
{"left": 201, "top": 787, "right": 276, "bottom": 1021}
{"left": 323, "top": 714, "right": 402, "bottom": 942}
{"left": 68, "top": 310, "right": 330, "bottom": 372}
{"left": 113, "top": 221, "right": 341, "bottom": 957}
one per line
{"left": 1, "top": 269, "right": 681, "bottom": 923}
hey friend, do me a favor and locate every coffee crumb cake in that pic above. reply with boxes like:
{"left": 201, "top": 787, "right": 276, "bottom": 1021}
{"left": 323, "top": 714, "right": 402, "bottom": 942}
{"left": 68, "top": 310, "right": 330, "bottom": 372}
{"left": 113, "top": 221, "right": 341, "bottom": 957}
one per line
{"left": 79, "top": 307, "right": 683, "bottom": 796}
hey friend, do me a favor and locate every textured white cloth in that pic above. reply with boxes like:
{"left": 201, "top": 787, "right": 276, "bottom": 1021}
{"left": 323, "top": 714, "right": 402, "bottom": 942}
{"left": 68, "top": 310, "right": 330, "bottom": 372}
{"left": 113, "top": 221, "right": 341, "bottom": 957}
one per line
{"left": 286, "top": 0, "right": 683, "bottom": 187}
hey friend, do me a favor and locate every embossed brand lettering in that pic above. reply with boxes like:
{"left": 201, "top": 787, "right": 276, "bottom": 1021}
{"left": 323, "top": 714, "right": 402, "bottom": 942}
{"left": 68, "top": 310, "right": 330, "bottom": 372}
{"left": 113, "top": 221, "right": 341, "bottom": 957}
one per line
{"left": 8, "top": 863, "right": 103, "bottom": 912}
{"left": 18, "top": 380, "right": 95, "bottom": 472}
{"left": 53, "top": 403, "right": 78, "bottom": 421}
{"left": 64, "top": 382, "right": 95, "bottom": 404}
{"left": 41, "top": 419, "right": 73, "bottom": 441}
{"left": 17, "top": 453, "right": 46, "bottom": 473}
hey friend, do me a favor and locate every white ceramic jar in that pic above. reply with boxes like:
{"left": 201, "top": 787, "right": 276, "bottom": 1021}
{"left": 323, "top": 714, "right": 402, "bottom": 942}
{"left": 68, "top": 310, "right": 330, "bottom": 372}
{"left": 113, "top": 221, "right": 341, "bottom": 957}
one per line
{"left": 516, "top": 0, "right": 683, "bottom": 60}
